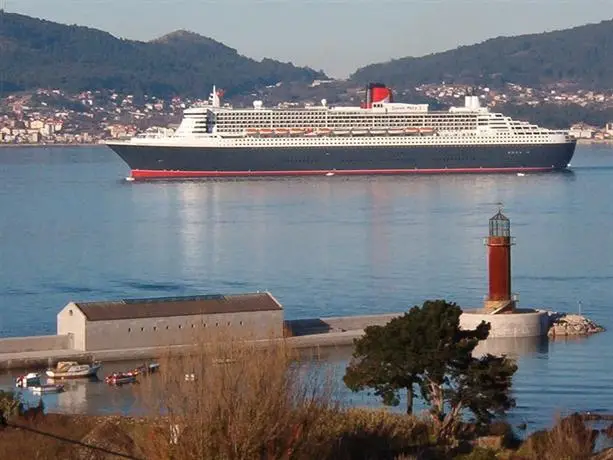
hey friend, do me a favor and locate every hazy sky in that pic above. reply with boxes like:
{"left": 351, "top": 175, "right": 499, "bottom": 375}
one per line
{"left": 5, "top": 0, "right": 613, "bottom": 78}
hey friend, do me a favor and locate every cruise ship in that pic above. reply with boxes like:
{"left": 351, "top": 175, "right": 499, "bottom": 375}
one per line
{"left": 106, "top": 83, "right": 576, "bottom": 180}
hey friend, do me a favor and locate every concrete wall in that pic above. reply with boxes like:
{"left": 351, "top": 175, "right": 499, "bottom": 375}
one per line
{"left": 81, "top": 310, "right": 283, "bottom": 351}
{"left": 459, "top": 309, "right": 548, "bottom": 338}
{"left": 0, "top": 335, "right": 72, "bottom": 354}
{"left": 321, "top": 314, "right": 399, "bottom": 332}
{"left": 57, "top": 302, "right": 86, "bottom": 351}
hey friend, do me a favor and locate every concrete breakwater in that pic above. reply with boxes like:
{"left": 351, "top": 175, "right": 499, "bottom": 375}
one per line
{"left": 0, "top": 310, "right": 604, "bottom": 371}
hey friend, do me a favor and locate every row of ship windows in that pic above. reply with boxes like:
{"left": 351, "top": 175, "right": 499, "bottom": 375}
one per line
{"left": 127, "top": 320, "right": 245, "bottom": 333}
{"left": 215, "top": 117, "right": 485, "bottom": 123}
{"left": 286, "top": 155, "right": 478, "bottom": 163}
{"left": 214, "top": 139, "right": 553, "bottom": 146}
{"left": 213, "top": 123, "right": 481, "bottom": 129}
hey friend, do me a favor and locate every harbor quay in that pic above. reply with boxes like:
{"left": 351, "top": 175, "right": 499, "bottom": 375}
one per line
{"left": 0, "top": 293, "right": 600, "bottom": 371}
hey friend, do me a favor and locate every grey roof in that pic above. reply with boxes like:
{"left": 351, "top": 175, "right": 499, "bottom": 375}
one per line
{"left": 73, "top": 292, "right": 282, "bottom": 322}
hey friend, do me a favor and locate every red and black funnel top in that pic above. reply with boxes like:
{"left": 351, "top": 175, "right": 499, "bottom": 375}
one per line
{"left": 365, "top": 83, "right": 393, "bottom": 108}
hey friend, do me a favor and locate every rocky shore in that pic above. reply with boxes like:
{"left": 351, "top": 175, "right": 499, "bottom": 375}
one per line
{"left": 544, "top": 311, "right": 606, "bottom": 338}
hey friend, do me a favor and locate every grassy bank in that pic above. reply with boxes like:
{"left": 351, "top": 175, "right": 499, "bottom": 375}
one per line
{"left": 2, "top": 337, "right": 611, "bottom": 459}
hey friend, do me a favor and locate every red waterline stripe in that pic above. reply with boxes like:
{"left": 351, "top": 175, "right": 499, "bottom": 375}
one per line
{"left": 130, "top": 167, "right": 556, "bottom": 179}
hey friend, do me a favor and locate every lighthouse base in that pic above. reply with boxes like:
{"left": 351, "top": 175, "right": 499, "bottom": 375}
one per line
{"left": 461, "top": 308, "right": 548, "bottom": 338}
{"left": 483, "top": 299, "right": 516, "bottom": 314}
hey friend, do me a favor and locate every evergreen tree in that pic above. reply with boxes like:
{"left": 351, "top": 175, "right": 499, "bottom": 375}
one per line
{"left": 344, "top": 300, "right": 517, "bottom": 441}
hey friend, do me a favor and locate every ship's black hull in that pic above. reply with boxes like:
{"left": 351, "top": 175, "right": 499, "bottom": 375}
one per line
{"left": 107, "top": 142, "right": 577, "bottom": 179}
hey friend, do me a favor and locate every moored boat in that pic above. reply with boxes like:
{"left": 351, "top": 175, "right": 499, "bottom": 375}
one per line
{"left": 15, "top": 373, "right": 41, "bottom": 388}
{"left": 105, "top": 372, "right": 137, "bottom": 385}
{"left": 131, "top": 362, "right": 160, "bottom": 375}
{"left": 31, "top": 384, "right": 64, "bottom": 394}
{"left": 46, "top": 361, "right": 102, "bottom": 379}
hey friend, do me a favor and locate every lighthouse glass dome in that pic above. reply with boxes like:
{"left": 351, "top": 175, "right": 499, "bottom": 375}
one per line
{"left": 489, "top": 210, "right": 511, "bottom": 237}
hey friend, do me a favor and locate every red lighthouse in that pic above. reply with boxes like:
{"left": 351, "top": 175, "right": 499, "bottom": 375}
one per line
{"left": 484, "top": 207, "right": 516, "bottom": 313}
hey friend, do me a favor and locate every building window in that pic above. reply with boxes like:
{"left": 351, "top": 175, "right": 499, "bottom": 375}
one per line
{"left": 239, "top": 321, "right": 243, "bottom": 326}
{"left": 128, "top": 328, "right": 131, "bottom": 333}
{"left": 191, "top": 324, "right": 195, "bottom": 328}
{"left": 69, "top": 309, "right": 73, "bottom": 316}
{"left": 166, "top": 325, "right": 169, "bottom": 330}
{"left": 227, "top": 321, "right": 231, "bottom": 326}
{"left": 215, "top": 322, "right": 219, "bottom": 327}
{"left": 153, "top": 326, "right": 157, "bottom": 331}
{"left": 179, "top": 325, "right": 182, "bottom": 329}
{"left": 203, "top": 322, "right": 207, "bottom": 328}
{"left": 141, "top": 327, "right": 144, "bottom": 332}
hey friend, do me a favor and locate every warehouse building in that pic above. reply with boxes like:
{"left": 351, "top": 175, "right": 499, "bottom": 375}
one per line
{"left": 57, "top": 292, "right": 283, "bottom": 351}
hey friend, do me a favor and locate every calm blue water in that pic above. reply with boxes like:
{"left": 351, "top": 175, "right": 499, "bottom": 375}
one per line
{"left": 0, "top": 144, "right": 612, "bottom": 430}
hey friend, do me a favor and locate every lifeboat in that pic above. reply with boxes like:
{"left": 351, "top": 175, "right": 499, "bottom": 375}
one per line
{"left": 351, "top": 129, "right": 369, "bottom": 136}
{"left": 388, "top": 128, "right": 405, "bottom": 135}
{"left": 405, "top": 128, "right": 420, "bottom": 135}
{"left": 369, "top": 129, "right": 387, "bottom": 136}
{"left": 259, "top": 129, "right": 274, "bottom": 136}
{"left": 245, "top": 128, "right": 259, "bottom": 136}
{"left": 419, "top": 128, "right": 435, "bottom": 135}
{"left": 316, "top": 128, "right": 332, "bottom": 136}
{"left": 290, "top": 128, "right": 305, "bottom": 135}
{"left": 275, "top": 128, "right": 289, "bottom": 135}
{"left": 333, "top": 129, "right": 351, "bottom": 136}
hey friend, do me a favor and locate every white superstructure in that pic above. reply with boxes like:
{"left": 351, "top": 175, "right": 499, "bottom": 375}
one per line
{"left": 125, "top": 85, "right": 573, "bottom": 148}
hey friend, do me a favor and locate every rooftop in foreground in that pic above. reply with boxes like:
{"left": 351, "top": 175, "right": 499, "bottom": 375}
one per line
{"left": 70, "top": 292, "right": 282, "bottom": 321}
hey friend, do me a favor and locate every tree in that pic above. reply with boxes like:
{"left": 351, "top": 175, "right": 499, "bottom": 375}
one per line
{"left": 343, "top": 300, "right": 517, "bottom": 440}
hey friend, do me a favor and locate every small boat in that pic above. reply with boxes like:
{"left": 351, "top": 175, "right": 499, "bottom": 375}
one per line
{"left": 245, "top": 128, "right": 259, "bottom": 136}
{"left": 46, "top": 361, "right": 102, "bottom": 379}
{"left": 405, "top": 128, "right": 420, "bottom": 135}
{"left": 289, "top": 128, "right": 305, "bottom": 135}
{"left": 369, "top": 129, "right": 387, "bottom": 136}
{"left": 132, "top": 362, "right": 160, "bottom": 375}
{"left": 274, "top": 128, "right": 289, "bottom": 135}
{"left": 15, "top": 373, "right": 41, "bottom": 388}
{"left": 31, "top": 384, "right": 64, "bottom": 394}
{"left": 105, "top": 372, "right": 137, "bottom": 386}
{"left": 419, "top": 127, "right": 435, "bottom": 135}
{"left": 259, "top": 129, "right": 273, "bottom": 135}
{"left": 316, "top": 128, "right": 332, "bottom": 136}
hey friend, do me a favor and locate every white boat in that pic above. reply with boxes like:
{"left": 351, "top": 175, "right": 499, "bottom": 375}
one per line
{"left": 45, "top": 361, "right": 102, "bottom": 379}
{"left": 15, "top": 372, "right": 41, "bottom": 388}
{"left": 31, "top": 384, "right": 65, "bottom": 394}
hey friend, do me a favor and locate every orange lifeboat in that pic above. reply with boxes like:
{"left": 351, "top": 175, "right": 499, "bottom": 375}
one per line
{"left": 405, "top": 127, "right": 420, "bottom": 135}
{"left": 245, "top": 128, "right": 259, "bottom": 136}
{"left": 275, "top": 128, "right": 289, "bottom": 135}
{"left": 290, "top": 128, "right": 305, "bottom": 135}
{"left": 259, "top": 128, "right": 273, "bottom": 136}
{"left": 317, "top": 128, "right": 332, "bottom": 136}
{"left": 419, "top": 127, "right": 435, "bottom": 135}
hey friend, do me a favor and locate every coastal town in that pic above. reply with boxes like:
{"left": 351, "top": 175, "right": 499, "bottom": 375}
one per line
{"left": 1, "top": 81, "right": 613, "bottom": 146}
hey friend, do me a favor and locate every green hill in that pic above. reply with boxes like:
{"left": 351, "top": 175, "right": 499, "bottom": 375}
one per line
{"left": 0, "top": 12, "right": 325, "bottom": 97}
{"left": 351, "top": 19, "right": 613, "bottom": 90}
